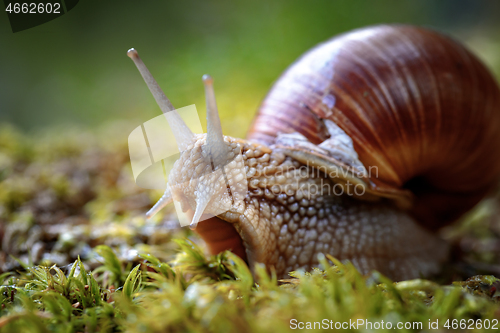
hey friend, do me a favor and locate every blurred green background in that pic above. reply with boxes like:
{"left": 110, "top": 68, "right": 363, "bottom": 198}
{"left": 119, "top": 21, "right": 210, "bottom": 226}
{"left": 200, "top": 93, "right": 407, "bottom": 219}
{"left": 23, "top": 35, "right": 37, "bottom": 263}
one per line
{"left": 1, "top": 0, "right": 500, "bottom": 139}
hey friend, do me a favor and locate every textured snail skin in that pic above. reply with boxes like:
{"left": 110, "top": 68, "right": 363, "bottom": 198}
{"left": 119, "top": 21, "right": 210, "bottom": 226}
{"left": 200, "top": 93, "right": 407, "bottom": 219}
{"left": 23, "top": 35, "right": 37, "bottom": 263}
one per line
{"left": 168, "top": 135, "right": 447, "bottom": 281}
{"left": 164, "top": 25, "right": 500, "bottom": 281}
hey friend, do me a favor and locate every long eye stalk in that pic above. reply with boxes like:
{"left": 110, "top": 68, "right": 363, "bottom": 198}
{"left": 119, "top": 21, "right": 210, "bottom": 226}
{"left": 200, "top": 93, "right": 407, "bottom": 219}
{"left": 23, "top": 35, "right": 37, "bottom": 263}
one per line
{"left": 127, "top": 48, "right": 194, "bottom": 152}
{"left": 203, "top": 74, "right": 229, "bottom": 167}
{"left": 131, "top": 49, "right": 230, "bottom": 227}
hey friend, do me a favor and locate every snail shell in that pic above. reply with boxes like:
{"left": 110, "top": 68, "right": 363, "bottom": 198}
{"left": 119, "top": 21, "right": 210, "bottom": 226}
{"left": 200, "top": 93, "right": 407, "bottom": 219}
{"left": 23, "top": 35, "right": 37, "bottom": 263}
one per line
{"left": 250, "top": 25, "right": 500, "bottom": 230}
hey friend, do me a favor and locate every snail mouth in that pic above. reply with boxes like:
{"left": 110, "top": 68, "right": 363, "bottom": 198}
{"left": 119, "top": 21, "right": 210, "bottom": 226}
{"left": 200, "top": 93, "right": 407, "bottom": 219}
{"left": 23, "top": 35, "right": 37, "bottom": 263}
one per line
{"left": 194, "top": 216, "right": 249, "bottom": 263}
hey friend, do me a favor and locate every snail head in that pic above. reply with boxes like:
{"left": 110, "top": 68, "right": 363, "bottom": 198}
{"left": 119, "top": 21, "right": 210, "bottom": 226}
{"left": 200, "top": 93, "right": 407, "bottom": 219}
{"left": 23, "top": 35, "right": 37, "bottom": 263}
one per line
{"left": 127, "top": 48, "right": 248, "bottom": 230}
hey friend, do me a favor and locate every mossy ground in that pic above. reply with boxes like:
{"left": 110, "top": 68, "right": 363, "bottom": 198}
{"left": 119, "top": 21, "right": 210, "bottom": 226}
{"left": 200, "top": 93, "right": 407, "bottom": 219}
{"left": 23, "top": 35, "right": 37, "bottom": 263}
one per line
{"left": 0, "top": 124, "right": 499, "bottom": 332}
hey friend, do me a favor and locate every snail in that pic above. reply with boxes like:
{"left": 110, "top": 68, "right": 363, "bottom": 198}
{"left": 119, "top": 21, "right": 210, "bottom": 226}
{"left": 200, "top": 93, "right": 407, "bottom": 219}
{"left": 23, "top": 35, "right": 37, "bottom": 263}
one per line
{"left": 127, "top": 25, "right": 500, "bottom": 281}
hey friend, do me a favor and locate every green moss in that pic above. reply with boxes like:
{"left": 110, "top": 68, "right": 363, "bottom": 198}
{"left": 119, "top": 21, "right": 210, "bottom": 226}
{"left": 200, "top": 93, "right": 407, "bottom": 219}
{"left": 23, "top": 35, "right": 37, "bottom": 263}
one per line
{"left": 0, "top": 243, "right": 499, "bottom": 333}
{"left": 0, "top": 123, "right": 499, "bottom": 332}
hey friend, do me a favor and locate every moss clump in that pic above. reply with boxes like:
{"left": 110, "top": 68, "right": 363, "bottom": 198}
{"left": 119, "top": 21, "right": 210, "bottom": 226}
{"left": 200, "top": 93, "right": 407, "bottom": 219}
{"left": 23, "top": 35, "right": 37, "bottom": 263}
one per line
{"left": 0, "top": 123, "right": 499, "bottom": 332}
{"left": 0, "top": 242, "right": 499, "bottom": 333}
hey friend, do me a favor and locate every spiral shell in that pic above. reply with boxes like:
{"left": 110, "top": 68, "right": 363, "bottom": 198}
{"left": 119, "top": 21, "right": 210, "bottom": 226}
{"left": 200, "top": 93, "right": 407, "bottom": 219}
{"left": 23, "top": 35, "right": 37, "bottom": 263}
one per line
{"left": 249, "top": 25, "right": 500, "bottom": 229}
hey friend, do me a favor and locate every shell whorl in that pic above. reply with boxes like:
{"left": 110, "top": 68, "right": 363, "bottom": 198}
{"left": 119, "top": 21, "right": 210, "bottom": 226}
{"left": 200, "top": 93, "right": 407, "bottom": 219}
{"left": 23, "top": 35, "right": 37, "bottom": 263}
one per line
{"left": 249, "top": 25, "right": 500, "bottom": 229}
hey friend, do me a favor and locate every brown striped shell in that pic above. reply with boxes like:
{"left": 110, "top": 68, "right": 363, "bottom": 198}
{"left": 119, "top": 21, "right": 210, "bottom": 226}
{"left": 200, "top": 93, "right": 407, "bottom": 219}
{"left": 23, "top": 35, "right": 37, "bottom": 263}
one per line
{"left": 248, "top": 25, "right": 500, "bottom": 230}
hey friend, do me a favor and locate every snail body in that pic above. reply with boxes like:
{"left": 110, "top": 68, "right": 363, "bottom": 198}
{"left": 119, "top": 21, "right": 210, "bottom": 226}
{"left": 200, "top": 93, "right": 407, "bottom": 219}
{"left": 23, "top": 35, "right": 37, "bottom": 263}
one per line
{"left": 128, "top": 25, "right": 500, "bottom": 281}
